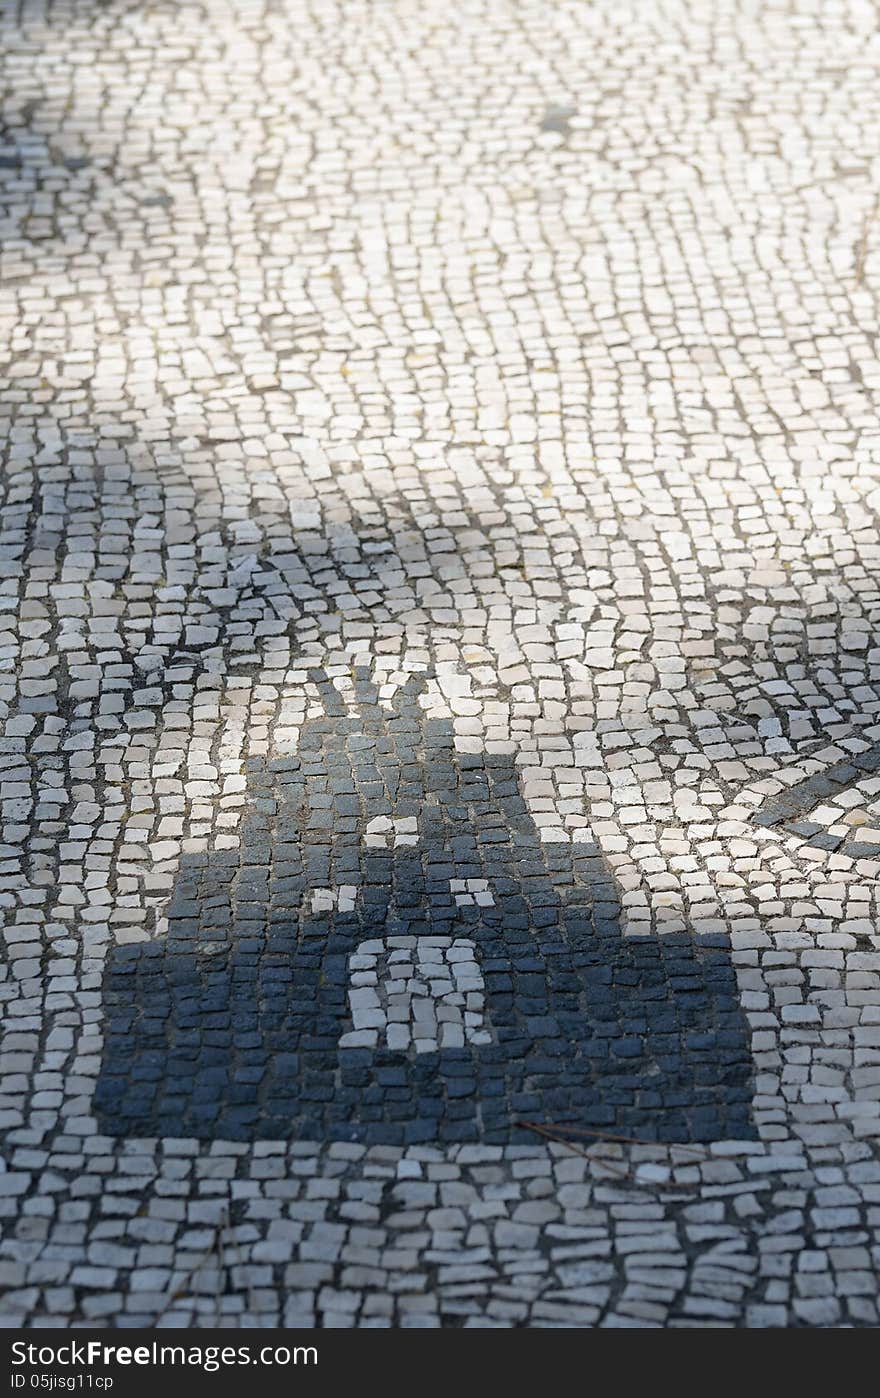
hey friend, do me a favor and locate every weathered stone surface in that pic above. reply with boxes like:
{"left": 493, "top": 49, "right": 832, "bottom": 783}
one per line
{"left": 1, "top": 0, "right": 879, "bottom": 1332}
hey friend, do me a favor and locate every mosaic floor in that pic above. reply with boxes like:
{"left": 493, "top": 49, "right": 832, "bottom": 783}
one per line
{"left": 1, "top": 0, "right": 880, "bottom": 1328}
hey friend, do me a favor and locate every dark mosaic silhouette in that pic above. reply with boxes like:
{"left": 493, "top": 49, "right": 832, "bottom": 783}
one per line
{"left": 95, "top": 674, "right": 756, "bottom": 1145}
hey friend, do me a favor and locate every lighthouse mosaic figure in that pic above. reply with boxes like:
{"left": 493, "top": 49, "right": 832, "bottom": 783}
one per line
{"left": 96, "top": 674, "right": 755, "bottom": 1145}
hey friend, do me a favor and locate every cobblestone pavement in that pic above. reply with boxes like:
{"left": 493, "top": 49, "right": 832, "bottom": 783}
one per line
{"left": 2, "top": 0, "right": 880, "bottom": 1329}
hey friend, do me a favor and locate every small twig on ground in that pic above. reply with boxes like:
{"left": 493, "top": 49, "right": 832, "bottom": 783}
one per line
{"left": 215, "top": 1208, "right": 227, "bottom": 1328}
{"left": 154, "top": 1212, "right": 226, "bottom": 1326}
{"left": 516, "top": 1118, "right": 631, "bottom": 1178}
{"left": 518, "top": 1120, "right": 710, "bottom": 1156}
{"left": 226, "top": 1206, "right": 259, "bottom": 1319}
{"left": 516, "top": 1119, "right": 701, "bottom": 1189}
{"left": 854, "top": 196, "right": 880, "bottom": 284}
